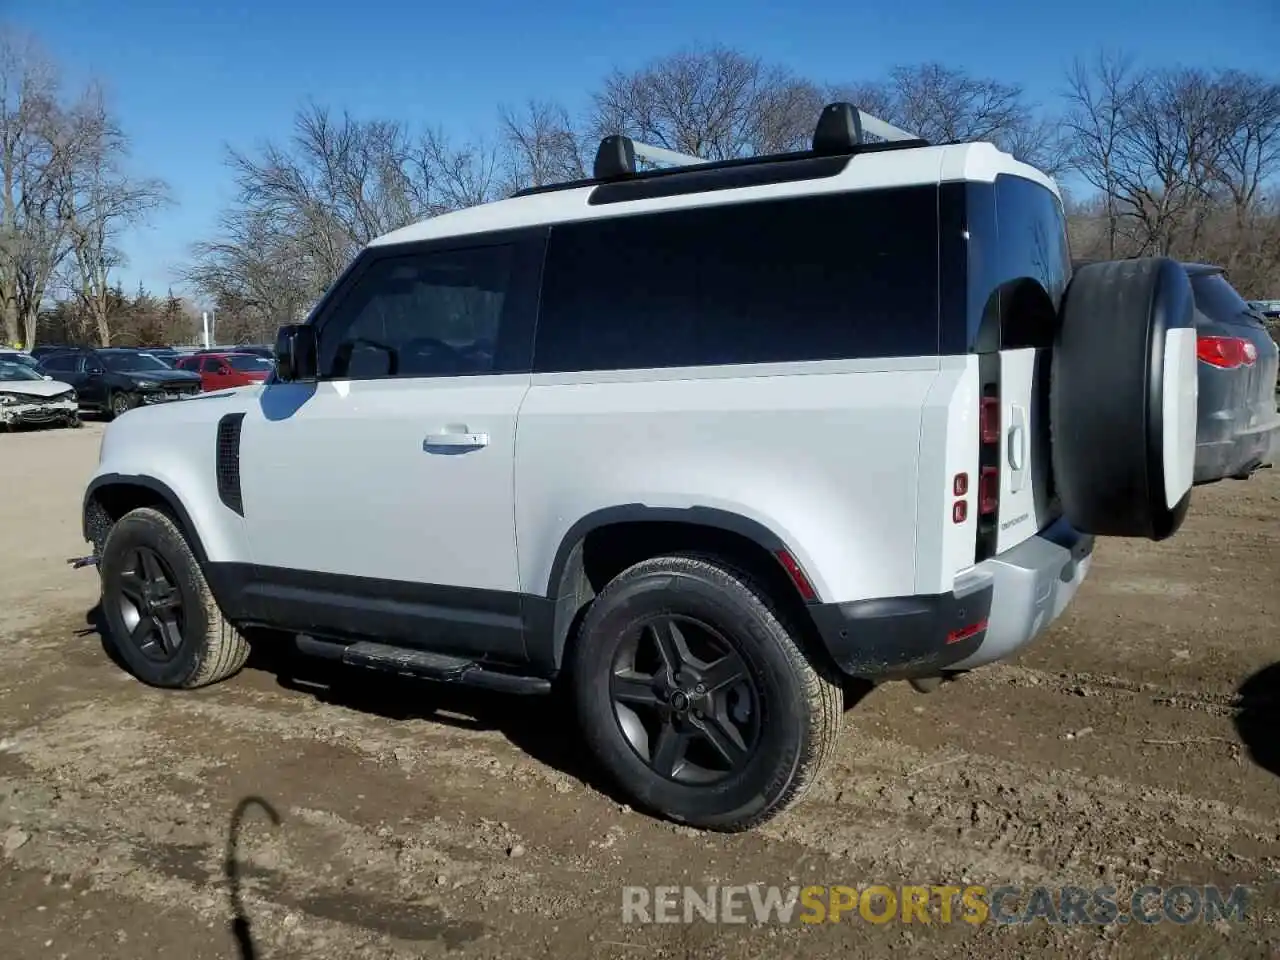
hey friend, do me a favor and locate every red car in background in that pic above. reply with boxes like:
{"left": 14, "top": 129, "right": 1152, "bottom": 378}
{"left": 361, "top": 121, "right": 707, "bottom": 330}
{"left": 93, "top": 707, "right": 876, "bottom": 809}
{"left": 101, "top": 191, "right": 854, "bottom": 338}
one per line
{"left": 174, "top": 352, "right": 275, "bottom": 391}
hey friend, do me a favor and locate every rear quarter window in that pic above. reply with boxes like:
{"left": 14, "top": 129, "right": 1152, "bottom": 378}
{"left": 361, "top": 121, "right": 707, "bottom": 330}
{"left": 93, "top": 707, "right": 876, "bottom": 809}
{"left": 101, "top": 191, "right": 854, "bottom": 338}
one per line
{"left": 1190, "top": 272, "right": 1257, "bottom": 327}
{"left": 533, "top": 186, "right": 941, "bottom": 373}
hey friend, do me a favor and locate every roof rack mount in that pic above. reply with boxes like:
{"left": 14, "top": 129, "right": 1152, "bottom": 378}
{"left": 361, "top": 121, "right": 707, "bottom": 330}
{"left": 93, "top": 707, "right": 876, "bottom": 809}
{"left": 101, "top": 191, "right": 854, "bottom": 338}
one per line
{"left": 592, "top": 102, "right": 923, "bottom": 181}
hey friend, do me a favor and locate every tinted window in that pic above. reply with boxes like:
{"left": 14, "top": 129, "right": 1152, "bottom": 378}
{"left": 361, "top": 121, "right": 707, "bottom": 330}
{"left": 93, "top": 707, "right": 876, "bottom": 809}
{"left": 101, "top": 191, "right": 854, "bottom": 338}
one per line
{"left": 102, "top": 352, "right": 169, "bottom": 372}
{"left": 318, "top": 245, "right": 516, "bottom": 379}
{"left": 534, "top": 187, "right": 939, "bottom": 373}
{"left": 229, "top": 355, "right": 273, "bottom": 372}
{"left": 199, "top": 357, "right": 223, "bottom": 373}
{"left": 40, "top": 354, "right": 76, "bottom": 372}
{"left": 996, "top": 176, "right": 1070, "bottom": 305}
{"left": 1191, "top": 272, "right": 1256, "bottom": 327}
{"left": 994, "top": 174, "right": 1070, "bottom": 349}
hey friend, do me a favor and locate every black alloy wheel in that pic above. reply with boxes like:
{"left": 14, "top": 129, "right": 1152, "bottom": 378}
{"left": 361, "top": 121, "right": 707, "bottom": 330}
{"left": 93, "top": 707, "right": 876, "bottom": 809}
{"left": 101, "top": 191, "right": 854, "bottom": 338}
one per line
{"left": 115, "top": 545, "right": 186, "bottom": 662}
{"left": 610, "top": 613, "right": 761, "bottom": 784}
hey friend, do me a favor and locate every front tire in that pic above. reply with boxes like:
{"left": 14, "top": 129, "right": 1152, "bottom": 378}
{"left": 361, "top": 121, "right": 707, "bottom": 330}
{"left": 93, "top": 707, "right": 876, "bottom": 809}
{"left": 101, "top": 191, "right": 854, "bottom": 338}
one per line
{"left": 570, "top": 555, "right": 842, "bottom": 832}
{"left": 108, "top": 391, "right": 136, "bottom": 420}
{"left": 98, "top": 507, "right": 249, "bottom": 688}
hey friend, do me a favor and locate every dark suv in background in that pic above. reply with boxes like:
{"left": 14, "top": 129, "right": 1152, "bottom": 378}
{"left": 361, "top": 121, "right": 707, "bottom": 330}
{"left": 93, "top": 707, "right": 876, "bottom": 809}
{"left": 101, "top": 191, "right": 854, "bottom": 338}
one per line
{"left": 37, "top": 347, "right": 202, "bottom": 419}
{"left": 1185, "top": 264, "right": 1280, "bottom": 481}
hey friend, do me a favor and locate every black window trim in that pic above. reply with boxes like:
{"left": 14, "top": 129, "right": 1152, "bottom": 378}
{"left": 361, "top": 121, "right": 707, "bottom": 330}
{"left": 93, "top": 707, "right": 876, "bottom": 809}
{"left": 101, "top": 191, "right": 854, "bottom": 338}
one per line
{"left": 307, "top": 225, "right": 548, "bottom": 384}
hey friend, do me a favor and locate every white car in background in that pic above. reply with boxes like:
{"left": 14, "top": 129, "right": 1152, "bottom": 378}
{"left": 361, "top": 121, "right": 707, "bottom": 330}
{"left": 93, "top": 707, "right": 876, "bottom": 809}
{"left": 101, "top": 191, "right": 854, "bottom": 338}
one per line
{"left": 0, "top": 359, "right": 80, "bottom": 430}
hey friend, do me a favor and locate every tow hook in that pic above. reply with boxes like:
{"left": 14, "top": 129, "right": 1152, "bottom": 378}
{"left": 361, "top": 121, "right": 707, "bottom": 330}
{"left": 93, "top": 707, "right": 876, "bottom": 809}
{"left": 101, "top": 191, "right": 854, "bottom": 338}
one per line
{"left": 67, "top": 555, "right": 99, "bottom": 570}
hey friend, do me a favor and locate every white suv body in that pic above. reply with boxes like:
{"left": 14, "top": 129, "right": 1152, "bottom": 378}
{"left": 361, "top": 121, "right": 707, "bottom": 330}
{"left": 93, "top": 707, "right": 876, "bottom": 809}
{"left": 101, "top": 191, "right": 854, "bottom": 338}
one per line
{"left": 81, "top": 105, "right": 1200, "bottom": 830}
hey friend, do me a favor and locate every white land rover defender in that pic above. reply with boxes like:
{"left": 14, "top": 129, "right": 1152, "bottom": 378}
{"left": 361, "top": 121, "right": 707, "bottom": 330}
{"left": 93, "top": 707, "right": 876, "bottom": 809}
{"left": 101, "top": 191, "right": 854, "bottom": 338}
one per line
{"left": 78, "top": 103, "right": 1200, "bottom": 831}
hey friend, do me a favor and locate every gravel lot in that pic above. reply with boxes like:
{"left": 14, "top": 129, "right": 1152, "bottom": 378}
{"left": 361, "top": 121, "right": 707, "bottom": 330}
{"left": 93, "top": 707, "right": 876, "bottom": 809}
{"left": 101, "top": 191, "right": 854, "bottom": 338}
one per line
{"left": 2, "top": 421, "right": 1279, "bottom": 959}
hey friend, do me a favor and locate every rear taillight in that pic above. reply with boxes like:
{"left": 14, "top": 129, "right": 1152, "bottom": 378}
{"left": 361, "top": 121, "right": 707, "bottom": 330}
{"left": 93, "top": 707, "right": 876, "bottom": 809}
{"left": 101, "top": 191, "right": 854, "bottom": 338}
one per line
{"left": 1197, "top": 335, "right": 1256, "bottom": 369}
{"left": 975, "top": 376, "right": 1001, "bottom": 562}
{"left": 978, "top": 467, "right": 1000, "bottom": 515}
{"left": 979, "top": 397, "right": 1001, "bottom": 444}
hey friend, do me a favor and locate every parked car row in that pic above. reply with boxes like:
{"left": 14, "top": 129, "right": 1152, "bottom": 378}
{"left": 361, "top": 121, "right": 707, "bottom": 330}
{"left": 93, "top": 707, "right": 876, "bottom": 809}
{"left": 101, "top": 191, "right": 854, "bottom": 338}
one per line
{"left": 0, "top": 342, "right": 275, "bottom": 429}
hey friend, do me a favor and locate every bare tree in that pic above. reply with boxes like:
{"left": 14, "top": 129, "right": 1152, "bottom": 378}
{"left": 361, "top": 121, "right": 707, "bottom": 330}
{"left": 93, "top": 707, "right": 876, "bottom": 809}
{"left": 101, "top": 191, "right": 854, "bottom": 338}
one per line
{"left": 56, "top": 83, "right": 168, "bottom": 345}
{"left": 498, "top": 99, "right": 587, "bottom": 191}
{"left": 1211, "top": 72, "right": 1280, "bottom": 229}
{"left": 590, "top": 45, "right": 822, "bottom": 161}
{"left": 835, "top": 64, "right": 1057, "bottom": 169}
{"left": 1107, "top": 67, "right": 1232, "bottom": 256}
{"left": 1061, "top": 51, "right": 1143, "bottom": 258}
{"left": 186, "top": 102, "right": 507, "bottom": 322}
{"left": 0, "top": 27, "right": 69, "bottom": 347}
{"left": 415, "top": 125, "right": 504, "bottom": 211}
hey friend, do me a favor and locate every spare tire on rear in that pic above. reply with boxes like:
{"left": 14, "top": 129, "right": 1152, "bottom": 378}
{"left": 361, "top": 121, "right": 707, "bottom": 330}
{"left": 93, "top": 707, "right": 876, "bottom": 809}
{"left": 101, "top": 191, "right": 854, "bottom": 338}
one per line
{"left": 1051, "top": 257, "right": 1198, "bottom": 540}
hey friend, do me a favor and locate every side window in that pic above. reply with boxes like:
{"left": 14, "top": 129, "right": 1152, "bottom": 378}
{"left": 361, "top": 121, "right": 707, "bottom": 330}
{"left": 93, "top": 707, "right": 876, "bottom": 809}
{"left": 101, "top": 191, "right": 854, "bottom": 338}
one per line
{"left": 42, "top": 355, "right": 72, "bottom": 372}
{"left": 317, "top": 244, "right": 517, "bottom": 380}
{"left": 993, "top": 174, "right": 1071, "bottom": 349}
{"left": 534, "top": 187, "right": 939, "bottom": 373}
{"left": 200, "top": 358, "right": 223, "bottom": 373}
{"left": 995, "top": 174, "right": 1070, "bottom": 308}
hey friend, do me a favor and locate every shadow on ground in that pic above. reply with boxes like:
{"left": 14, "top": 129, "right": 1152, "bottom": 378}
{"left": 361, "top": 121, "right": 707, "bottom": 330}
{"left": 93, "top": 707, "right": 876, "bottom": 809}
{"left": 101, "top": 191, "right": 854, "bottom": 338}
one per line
{"left": 245, "top": 637, "right": 635, "bottom": 802}
{"left": 80, "top": 603, "right": 628, "bottom": 802}
{"left": 225, "top": 795, "right": 280, "bottom": 960}
{"left": 81, "top": 603, "right": 878, "bottom": 817}
{"left": 1234, "top": 662, "right": 1280, "bottom": 778}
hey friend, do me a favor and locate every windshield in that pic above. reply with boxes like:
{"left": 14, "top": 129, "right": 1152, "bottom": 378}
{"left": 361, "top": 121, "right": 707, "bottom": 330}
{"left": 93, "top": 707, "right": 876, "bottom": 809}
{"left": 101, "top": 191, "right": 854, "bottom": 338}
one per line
{"left": 228, "top": 354, "right": 273, "bottom": 372}
{"left": 102, "top": 352, "right": 171, "bottom": 372}
{"left": 1191, "top": 273, "right": 1257, "bottom": 326}
{"left": 0, "top": 361, "right": 44, "bottom": 381}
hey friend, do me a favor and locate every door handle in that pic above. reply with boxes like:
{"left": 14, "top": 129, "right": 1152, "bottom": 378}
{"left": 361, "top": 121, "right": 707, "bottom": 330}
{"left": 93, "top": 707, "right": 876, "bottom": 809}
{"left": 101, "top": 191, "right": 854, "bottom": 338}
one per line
{"left": 1007, "top": 404, "right": 1028, "bottom": 493}
{"left": 423, "top": 431, "right": 489, "bottom": 450}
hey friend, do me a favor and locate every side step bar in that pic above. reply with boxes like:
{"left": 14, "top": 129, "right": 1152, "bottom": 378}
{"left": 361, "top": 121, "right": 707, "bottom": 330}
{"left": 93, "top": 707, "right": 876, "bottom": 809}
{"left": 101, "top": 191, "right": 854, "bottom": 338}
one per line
{"left": 295, "top": 635, "right": 552, "bottom": 696}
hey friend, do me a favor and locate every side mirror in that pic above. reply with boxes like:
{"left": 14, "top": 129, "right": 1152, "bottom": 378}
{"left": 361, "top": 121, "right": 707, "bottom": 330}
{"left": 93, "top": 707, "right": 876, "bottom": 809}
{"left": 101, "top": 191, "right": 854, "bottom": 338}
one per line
{"left": 42, "top": 375, "right": 52, "bottom": 381}
{"left": 273, "top": 324, "right": 318, "bottom": 382}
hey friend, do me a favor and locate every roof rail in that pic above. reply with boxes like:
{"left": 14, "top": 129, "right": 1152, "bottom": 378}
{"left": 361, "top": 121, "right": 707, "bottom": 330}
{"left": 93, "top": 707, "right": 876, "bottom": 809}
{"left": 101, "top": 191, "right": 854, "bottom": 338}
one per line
{"left": 516, "top": 101, "right": 929, "bottom": 198}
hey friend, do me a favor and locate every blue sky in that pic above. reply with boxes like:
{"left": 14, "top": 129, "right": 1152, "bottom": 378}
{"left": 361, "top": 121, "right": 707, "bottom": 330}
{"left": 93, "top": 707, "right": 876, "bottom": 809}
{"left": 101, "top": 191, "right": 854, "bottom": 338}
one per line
{"left": 8, "top": 0, "right": 1279, "bottom": 302}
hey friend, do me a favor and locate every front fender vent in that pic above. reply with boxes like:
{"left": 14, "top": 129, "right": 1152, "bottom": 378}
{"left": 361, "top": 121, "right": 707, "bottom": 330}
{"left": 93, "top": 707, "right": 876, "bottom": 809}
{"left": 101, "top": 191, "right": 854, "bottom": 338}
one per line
{"left": 216, "top": 413, "right": 246, "bottom": 516}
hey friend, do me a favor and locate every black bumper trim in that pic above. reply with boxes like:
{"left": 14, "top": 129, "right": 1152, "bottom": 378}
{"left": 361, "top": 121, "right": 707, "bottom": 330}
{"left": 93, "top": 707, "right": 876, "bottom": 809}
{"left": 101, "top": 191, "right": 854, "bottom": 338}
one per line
{"left": 807, "top": 582, "right": 994, "bottom": 680}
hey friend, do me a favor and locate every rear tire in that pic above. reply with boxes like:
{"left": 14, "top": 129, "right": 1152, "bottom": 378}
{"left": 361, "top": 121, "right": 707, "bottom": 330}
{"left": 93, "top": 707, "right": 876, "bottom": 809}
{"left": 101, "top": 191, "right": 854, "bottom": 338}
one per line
{"left": 570, "top": 554, "right": 842, "bottom": 832}
{"left": 98, "top": 507, "right": 249, "bottom": 689}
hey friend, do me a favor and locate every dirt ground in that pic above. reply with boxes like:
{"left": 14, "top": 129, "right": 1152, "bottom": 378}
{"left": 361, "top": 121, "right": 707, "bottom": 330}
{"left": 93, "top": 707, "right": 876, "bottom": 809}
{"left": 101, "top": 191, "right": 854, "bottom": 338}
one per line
{"left": 2, "top": 422, "right": 1280, "bottom": 960}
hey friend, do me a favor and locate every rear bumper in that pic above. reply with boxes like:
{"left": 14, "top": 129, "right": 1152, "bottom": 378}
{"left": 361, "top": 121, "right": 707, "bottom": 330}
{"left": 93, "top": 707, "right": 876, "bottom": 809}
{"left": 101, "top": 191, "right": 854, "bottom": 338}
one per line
{"left": 808, "top": 517, "right": 1094, "bottom": 680}
{"left": 1195, "top": 416, "right": 1280, "bottom": 483}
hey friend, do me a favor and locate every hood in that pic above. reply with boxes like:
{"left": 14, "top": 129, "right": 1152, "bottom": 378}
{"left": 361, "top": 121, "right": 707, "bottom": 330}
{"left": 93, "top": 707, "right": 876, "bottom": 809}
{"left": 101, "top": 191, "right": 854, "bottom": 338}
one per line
{"left": 0, "top": 377, "right": 75, "bottom": 397}
{"left": 120, "top": 368, "right": 201, "bottom": 385}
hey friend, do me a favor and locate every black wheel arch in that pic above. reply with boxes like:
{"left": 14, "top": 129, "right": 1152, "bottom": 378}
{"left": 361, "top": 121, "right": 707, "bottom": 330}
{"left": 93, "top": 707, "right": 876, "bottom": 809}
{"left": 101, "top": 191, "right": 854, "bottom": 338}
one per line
{"left": 534, "top": 505, "right": 822, "bottom": 675}
{"left": 83, "top": 474, "right": 208, "bottom": 564}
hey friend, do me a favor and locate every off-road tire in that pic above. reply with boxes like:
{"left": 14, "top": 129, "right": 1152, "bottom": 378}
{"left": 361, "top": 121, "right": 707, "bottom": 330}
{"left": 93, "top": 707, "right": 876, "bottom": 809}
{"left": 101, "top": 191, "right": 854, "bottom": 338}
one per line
{"left": 99, "top": 507, "right": 249, "bottom": 688}
{"left": 571, "top": 553, "right": 842, "bottom": 832}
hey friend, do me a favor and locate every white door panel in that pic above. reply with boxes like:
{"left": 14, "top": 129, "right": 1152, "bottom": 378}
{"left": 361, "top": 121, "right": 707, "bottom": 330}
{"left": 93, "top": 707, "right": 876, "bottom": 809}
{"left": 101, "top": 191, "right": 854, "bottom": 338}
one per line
{"left": 238, "top": 376, "right": 528, "bottom": 592}
{"left": 996, "top": 348, "right": 1052, "bottom": 552}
